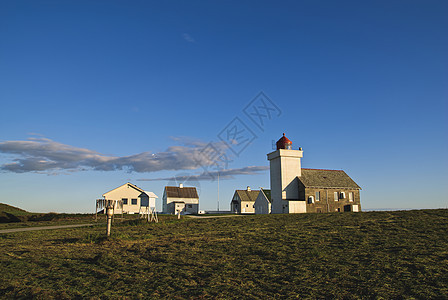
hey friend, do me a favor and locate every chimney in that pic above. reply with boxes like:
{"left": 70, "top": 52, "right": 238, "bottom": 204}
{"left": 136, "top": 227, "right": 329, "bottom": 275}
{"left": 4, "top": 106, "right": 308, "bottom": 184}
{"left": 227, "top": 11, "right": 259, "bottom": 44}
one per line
{"left": 247, "top": 186, "right": 251, "bottom": 191}
{"left": 179, "top": 183, "right": 183, "bottom": 188}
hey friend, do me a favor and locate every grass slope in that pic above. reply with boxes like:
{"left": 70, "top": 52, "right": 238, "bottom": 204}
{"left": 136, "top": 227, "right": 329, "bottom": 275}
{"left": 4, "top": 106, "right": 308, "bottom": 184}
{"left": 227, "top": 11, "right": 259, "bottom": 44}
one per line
{"left": 0, "top": 210, "right": 447, "bottom": 299}
{"left": 0, "top": 202, "right": 96, "bottom": 226}
{"left": 0, "top": 203, "right": 30, "bottom": 215}
{"left": 0, "top": 203, "right": 31, "bottom": 223}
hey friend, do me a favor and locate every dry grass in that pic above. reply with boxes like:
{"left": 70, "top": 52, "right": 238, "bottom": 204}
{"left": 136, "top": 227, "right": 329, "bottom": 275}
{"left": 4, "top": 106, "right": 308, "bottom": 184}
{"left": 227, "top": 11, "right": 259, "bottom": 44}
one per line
{"left": 0, "top": 210, "right": 447, "bottom": 299}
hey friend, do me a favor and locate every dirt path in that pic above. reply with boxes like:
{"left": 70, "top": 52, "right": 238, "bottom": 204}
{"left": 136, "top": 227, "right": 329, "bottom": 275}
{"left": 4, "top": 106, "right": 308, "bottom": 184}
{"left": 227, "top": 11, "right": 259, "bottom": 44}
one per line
{"left": 187, "top": 214, "right": 246, "bottom": 219}
{"left": 0, "top": 223, "right": 95, "bottom": 234}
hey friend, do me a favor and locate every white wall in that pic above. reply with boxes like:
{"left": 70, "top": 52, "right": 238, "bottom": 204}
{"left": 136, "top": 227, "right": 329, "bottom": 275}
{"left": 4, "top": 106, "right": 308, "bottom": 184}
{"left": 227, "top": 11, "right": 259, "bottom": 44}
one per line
{"left": 288, "top": 201, "right": 306, "bottom": 213}
{"left": 103, "top": 184, "right": 142, "bottom": 214}
{"left": 268, "top": 149, "right": 303, "bottom": 214}
{"left": 165, "top": 197, "right": 199, "bottom": 214}
{"left": 254, "top": 192, "right": 271, "bottom": 214}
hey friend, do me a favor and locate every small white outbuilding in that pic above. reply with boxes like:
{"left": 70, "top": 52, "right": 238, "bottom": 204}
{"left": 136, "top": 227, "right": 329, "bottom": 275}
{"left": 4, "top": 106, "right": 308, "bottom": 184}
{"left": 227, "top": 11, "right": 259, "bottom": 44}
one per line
{"left": 162, "top": 184, "right": 199, "bottom": 215}
{"left": 230, "top": 186, "right": 260, "bottom": 214}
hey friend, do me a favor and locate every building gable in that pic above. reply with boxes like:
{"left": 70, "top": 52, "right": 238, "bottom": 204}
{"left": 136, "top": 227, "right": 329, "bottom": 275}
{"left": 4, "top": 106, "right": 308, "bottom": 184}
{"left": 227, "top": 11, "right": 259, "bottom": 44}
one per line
{"left": 260, "top": 189, "right": 271, "bottom": 203}
{"left": 235, "top": 190, "right": 260, "bottom": 202}
{"left": 103, "top": 182, "right": 144, "bottom": 198}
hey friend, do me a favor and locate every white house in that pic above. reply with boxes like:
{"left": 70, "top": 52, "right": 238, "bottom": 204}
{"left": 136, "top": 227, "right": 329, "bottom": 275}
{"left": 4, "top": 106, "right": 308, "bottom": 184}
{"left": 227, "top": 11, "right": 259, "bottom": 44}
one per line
{"left": 254, "top": 188, "right": 271, "bottom": 214}
{"left": 230, "top": 186, "right": 260, "bottom": 214}
{"left": 162, "top": 184, "right": 199, "bottom": 215}
{"left": 102, "top": 182, "right": 158, "bottom": 214}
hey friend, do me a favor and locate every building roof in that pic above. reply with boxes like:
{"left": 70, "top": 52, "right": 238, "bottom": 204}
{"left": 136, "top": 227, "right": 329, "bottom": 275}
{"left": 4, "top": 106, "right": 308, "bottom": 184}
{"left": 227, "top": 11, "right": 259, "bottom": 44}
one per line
{"left": 235, "top": 190, "right": 260, "bottom": 202}
{"left": 103, "top": 182, "right": 144, "bottom": 196}
{"left": 164, "top": 186, "right": 199, "bottom": 199}
{"left": 299, "top": 169, "right": 361, "bottom": 189}
{"left": 276, "top": 133, "right": 292, "bottom": 150}
{"left": 260, "top": 188, "right": 271, "bottom": 202}
{"left": 141, "top": 191, "right": 158, "bottom": 198}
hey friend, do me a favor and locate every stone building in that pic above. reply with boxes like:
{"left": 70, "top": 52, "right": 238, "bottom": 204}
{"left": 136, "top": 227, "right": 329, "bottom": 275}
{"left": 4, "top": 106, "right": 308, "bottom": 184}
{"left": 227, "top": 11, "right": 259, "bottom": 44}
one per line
{"left": 268, "top": 133, "right": 361, "bottom": 214}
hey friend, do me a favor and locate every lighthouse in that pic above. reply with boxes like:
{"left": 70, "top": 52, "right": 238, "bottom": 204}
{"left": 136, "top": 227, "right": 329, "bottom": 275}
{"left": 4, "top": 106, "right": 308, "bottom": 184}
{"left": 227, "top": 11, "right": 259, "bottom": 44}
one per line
{"left": 267, "top": 133, "right": 306, "bottom": 214}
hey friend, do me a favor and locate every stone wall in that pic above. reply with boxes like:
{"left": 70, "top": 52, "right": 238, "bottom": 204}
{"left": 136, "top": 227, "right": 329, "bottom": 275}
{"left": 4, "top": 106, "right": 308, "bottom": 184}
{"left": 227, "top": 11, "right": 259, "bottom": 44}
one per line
{"left": 302, "top": 187, "right": 361, "bottom": 213}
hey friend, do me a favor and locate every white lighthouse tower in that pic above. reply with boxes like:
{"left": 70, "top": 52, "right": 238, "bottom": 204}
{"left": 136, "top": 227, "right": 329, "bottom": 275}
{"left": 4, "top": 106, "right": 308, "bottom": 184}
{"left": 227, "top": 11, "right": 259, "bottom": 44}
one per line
{"left": 267, "top": 133, "right": 306, "bottom": 214}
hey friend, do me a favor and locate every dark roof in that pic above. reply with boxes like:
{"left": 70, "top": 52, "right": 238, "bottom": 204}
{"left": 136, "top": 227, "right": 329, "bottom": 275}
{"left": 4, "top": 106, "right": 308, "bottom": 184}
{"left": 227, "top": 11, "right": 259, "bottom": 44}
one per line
{"left": 127, "top": 182, "right": 144, "bottom": 192}
{"left": 299, "top": 169, "right": 361, "bottom": 189}
{"left": 164, "top": 186, "right": 199, "bottom": 199}
{"left": 260, "top": 188, "right": 271, "bottom": 202}
{"left": 235, "top": 190, "right": 260, "bottom": 202}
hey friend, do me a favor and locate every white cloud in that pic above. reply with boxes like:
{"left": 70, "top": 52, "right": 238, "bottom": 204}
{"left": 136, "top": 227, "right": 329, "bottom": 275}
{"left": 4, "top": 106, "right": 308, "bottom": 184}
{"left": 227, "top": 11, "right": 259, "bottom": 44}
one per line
{"left": 137, "top": 166, "right": 269, "bottom": 182}
{"left": 0, "top": 137, "right": 228, "bottom": 174}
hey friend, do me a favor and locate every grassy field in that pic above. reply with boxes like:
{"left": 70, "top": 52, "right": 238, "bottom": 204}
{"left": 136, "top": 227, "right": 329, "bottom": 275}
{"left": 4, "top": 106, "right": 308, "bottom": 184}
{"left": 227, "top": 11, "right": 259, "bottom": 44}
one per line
{"left": 0, "top": 209, "right": 447, "bottom": 299}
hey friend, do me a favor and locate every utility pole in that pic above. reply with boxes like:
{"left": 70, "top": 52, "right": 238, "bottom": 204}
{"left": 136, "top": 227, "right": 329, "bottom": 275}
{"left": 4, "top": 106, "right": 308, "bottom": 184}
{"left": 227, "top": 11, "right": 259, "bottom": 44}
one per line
{"left": 217, "top": 170, "right": 220, "bottom": 211}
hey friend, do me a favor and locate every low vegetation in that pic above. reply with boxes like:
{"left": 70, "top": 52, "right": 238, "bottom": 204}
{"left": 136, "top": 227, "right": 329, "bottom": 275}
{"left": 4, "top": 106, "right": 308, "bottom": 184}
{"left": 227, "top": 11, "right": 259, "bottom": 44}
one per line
{"left": 0, "top": 209, "right": 447, "bottom": 299}
{"left": 0, "top": 203, "right": 31, "bottom": 223}
{"left": 0, "top": 203, "right": 97, "bottom": 229}
{"left": 0, "top": 203, "right": 30, "bottom": 216}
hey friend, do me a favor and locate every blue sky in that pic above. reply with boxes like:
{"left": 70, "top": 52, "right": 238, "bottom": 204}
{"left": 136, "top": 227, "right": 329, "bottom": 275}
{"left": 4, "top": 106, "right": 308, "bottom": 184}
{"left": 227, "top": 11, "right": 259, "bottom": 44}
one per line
{"left": 0, "top": 0, "right": 447, "bottom": 213}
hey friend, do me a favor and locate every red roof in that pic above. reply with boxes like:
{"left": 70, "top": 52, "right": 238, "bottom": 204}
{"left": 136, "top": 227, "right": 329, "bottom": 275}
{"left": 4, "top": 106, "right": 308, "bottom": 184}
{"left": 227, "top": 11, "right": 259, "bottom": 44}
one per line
{"left": 276, "top": 133, "right": 292, "bottom": 150}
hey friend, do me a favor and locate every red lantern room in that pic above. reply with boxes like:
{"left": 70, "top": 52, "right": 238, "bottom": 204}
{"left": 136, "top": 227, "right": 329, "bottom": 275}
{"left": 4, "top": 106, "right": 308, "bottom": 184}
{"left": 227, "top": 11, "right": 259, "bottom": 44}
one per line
{"left": 276, "top": 133, "right": 292, "bottom": 150}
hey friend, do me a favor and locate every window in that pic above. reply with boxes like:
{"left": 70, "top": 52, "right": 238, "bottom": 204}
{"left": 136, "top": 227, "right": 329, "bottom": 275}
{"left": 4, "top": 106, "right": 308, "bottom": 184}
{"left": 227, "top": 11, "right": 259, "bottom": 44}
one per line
{"left": 336, "top": 208, "right": 341, "bottom": 212}
{"left": 340, "top": 192, "right": 346, "bottom": 199}
{"left": 131, "top": 198, "right": 137, "bottom": 205}
{"left": 308, "top": 196, "right": 315, "bottom": 204}
{"left": 315, "top": 191, "right": 320, "bottom": 201}
{"left": 246, "top": 204, "right": 249, "bottom": 207}
{"left": 334, "top": 192, "right": 339, "bottom": 201}
{"left": 122, "top": 198, "right": 128, "bottom": 205}
{"left": 349, "top": 192, "right": 354, "bottom": 202}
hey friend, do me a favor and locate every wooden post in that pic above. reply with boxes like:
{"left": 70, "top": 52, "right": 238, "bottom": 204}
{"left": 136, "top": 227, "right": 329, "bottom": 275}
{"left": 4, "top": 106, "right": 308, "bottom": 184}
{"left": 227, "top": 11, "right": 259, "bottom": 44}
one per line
{"left": 150, "top": 207, "right": 158, "bottom": 223}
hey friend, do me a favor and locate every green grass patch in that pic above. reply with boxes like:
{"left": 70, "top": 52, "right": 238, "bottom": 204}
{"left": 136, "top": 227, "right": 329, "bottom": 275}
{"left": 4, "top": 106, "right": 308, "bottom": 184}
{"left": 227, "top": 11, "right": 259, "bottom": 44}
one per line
{"left": 0, "top": 209, "right": 447, "bottom": 298}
